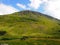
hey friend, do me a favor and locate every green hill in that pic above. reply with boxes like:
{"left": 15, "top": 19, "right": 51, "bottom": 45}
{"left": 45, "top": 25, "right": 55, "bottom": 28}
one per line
{"left": 0, "top": 10, "right": 60, "bottom": 39}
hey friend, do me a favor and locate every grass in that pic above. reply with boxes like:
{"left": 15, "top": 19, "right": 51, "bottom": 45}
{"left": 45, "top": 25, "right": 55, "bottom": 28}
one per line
{"left": 0, "top": 10, "right": 60, "bottom": 45}
{"left": 0, "top": 38, "right": 60, "bottom": 45}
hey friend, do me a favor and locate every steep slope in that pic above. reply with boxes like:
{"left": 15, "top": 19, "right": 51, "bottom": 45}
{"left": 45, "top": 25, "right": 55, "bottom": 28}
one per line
{"left": 0, "top": 10, "right": 60, "bottom": 39}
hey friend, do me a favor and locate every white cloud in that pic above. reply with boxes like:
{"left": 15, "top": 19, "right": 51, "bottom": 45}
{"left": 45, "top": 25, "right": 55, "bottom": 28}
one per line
{"left": 28, "top": 0, "right": 49, "bottom": 9}
{"left": 17, "top": 3, "right": 26, "bottom": 9}
{"left": 0, "top": 3, "right": 19, "bottom": 15}
{"left": 44, "top": 0, "right": 60, "bottom": 19}
{"left": 17, "top": 3, "right": 31, "bottom": 10}
{"left": 16, "top": 0, "right": 49, "bottom": 10}
{"left": 42, "top": 0, "right": 49, "bottom": 2}
{"left": 28, "top": 0, "right": 42, "bottom": 9}
{"left": 28, "top": 0, "right": 60, "bottom": 19}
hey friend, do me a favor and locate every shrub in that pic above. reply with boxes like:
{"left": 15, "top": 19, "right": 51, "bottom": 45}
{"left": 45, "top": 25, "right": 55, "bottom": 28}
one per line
{"left": 20, "top": 36, "right": 29, "bottom": 40}
{"left": 0, "top": 31, "right": 7, "bottom": 36}
{"left": 1, "top": 38, "right": 12, "bottom": 40}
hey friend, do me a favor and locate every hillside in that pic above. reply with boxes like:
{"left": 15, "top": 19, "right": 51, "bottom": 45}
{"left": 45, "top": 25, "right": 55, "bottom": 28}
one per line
{"left": 0, "top": 10, "right": 60, "bottom": 39}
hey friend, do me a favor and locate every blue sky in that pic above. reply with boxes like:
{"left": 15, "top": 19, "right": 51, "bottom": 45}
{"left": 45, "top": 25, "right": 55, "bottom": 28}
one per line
{"left": 0, "top": 0, "right": 29, "bottom": 10}
{"left": 0, "top": 0, "right": 60, "bottom": 19}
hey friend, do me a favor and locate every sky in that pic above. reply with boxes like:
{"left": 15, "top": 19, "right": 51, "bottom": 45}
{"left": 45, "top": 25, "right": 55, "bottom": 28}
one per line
{"left": 0, "top": 0, "right": 60, "bottom": 19}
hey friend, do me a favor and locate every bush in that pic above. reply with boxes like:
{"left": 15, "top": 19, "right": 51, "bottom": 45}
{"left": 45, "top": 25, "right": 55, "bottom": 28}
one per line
{"left": 1, "top": 38, "right": 12, "bottom": 40}
{"left": 20, "top": 36, "right": 29, "bottom": 40}
{"left": 0, "top": 31, "right": 7, "bottom": 36}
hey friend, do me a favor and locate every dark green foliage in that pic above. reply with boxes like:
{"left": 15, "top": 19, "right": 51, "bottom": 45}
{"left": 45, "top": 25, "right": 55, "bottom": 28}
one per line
{"left": 0, "top": 31, "right": 6, "bottom": 36}
{"left": 1, "top": 38, "right": 12, "bottom": 40}
{"left": 20, "top": 36, "right": 29, "bottom": 40}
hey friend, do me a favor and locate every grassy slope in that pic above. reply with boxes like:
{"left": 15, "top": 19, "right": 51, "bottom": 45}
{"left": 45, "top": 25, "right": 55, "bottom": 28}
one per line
{"left": 0, "top": 10, "right": 60, "bottom": 39}
{"left": 0, "top": 38, "right": 60, "bottom": 45}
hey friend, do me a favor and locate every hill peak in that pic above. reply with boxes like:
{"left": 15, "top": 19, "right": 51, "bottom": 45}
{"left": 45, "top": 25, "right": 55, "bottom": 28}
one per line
{"left": 12, "top": 10, "right": 58, "bottom": 20}
{"left": 16, "top": 10, "right": 42, "bottom": 15}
